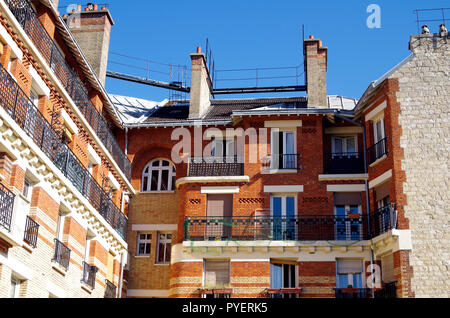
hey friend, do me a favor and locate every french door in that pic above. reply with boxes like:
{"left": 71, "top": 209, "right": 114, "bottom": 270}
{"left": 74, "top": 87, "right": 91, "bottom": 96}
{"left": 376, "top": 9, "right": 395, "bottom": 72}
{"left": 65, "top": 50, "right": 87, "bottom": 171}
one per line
{"left": 271, "top": 195, "right": 296, "bottom": 240}
{"left": 335, "top": 205, "right": 362, "bottom": 240}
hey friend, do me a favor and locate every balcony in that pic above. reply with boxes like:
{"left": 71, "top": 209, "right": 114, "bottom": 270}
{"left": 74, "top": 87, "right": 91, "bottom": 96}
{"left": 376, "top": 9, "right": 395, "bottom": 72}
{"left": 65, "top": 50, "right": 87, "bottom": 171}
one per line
{"left": 0, "top": 182, "right": 15, "bottom": 232}
{"left": 23, "top": 215, "right": 39, "bottom": 248}
{"left": 267, "top": 288, "right": 302, "bottom": 298}
{"left": 323, "top": 152, "right": 364, "bottom": 174}
{"left": 104, "top": 280, "right": 117, "bottom": 298}
{"left": 334, "top": 288, "right": 372, "bottom": 298}
{"left": 262, "top": 154, "right": 302, "bottom": 171}
{"left": 52, "top": 238, "right": 71, "bottom": 270}
{"left": 81, "top": 261, "right": 98, "bottom": 289}
{"left": 188, "top": 156, "right": 244, "bottom": 177}
{"left": 184, "top": 206, "right": 397, "bottom": 241}
{"left": 5, "top": 0, "right": 132, "bottom": 181}
{"left": 0, "top": 63, "right": 127, "bottom": 239}
{"left": 367, "top": 137, "right": 388, "bottom": 165}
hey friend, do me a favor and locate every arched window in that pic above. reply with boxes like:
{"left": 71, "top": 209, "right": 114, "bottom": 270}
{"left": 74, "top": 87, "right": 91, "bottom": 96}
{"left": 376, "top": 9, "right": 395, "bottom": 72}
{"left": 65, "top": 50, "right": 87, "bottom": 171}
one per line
{"left": 141, "top": 159, "right": 176, "bottom": 192}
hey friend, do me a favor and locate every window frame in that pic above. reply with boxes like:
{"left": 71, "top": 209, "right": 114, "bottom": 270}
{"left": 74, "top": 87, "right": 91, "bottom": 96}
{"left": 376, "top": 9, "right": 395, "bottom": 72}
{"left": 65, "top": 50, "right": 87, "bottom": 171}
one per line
{"left": 156, "top": 232, "right": 172, "bottom": 264}
{"left": 141, "top": 159, "right": 176, "bottom": 193}
{"left": 9, "top": 277, "right": 21, "bottom": 298}
{"left": 331, "top": 135, "right": 358, "bottom": 156}
{"left": 336, "top": 259, "right": 365, "bottom": 289}
{"left": 136, "top": 232, "right": 152, "bottom": 256}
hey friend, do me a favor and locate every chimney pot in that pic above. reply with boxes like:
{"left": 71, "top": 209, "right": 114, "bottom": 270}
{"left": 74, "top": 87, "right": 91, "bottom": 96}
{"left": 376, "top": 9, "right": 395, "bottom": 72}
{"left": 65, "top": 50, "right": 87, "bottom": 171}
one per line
{"left": 309, "top": 35, "right": 314, "bottom": 39}
{"left": 101, "top": 6, "right": 107, "bottom": 10}
{"left": 196, "top": 46, "right": 201, "bottom": 53}
{"left": 77, "top": 4, "right": 82, "bottom": 12}
{"left": 93, "top": 4, "right": 99, "bottom": 10}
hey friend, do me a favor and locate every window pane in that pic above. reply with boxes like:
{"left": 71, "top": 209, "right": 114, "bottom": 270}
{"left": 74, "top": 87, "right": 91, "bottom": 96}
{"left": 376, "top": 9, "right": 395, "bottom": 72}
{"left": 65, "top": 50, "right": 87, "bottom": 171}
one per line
{"left": 334, "top": 138, "right": 343, "bottom": 153}
{"left": 158, "top": 243, "right": 165, "bottom": 262}
{"left": 145, "top": 244, "right": 151, "bottom": 255}
{"left": 139, "top": 234, "right": 146, "bottom": 240}
{"left": 152, "top": 160, "right": 160, "bottom": 167}
{"left": 150, "top": 170, "right": 159, "bottom": 191}
{"left": 160, "top": 170, "right": 169, "bottom": 190}
{"left": 165, "top": 242, "right": 171, "bottom": 262}
{"left": 162, "top": 160, "right": 170, "bottom": 166}
{"left": 138, "top": 243, "right": 145, "bottom": 255}
{"left": 347, "top": 137, "right": 356, "bottom": 153}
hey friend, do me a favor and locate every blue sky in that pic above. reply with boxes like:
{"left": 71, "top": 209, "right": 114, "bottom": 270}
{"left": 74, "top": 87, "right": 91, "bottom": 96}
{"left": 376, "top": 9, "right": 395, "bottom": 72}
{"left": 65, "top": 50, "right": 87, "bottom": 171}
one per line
{"left": 60, "top": 0, "right": 450, "bottom": 102}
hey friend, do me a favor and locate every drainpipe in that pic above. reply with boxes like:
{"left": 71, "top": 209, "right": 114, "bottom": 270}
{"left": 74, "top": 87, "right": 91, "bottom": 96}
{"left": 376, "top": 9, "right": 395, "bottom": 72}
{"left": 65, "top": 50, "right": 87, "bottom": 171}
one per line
{"left": 125, "top": 127, "right": 129, "bottom": 155}
{"left": 118, "top": 251, "right": 125, "bottom": 298}
{"left": 334, "top": 113, "right": 375, "bottom": 298}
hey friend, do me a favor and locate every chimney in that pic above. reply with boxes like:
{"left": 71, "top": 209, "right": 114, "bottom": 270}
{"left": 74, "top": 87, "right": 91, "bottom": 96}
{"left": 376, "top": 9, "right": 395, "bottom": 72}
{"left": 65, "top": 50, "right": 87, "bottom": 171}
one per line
{"left": 304, "top": 35, "right": 328, "bottom": 108}
{"left": 409, "top": 24, "right": 449, "bottom": 54}
{"left": 188, "top": 47, "right": 212, "bottom": 119}
{"left": 65, "top": 4, "right": 114, "bottom": 86}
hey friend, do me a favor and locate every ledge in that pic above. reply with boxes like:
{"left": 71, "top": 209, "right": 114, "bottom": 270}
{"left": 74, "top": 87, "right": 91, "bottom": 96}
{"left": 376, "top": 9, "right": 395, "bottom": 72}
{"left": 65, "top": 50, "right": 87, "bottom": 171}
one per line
{"left": 368, "top": 154, "right": 387, "bottom": 168}
{"left": 51, "top": 262, "right": 67, "bottom": 276}
{"left": 319, "top": 173, "right": 368, "bottom": 181}
{"left": 81, "top": 282, "right": 94, "bottom": 294}
{"left": 176, "top": 176, "right": 249, "bottom": 188}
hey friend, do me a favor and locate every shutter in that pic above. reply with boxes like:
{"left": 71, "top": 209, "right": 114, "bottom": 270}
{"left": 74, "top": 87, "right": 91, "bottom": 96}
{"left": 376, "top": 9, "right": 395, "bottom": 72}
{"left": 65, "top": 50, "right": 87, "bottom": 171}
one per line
{"left": 375, "top": 182, "right": 390, "bottom": 202}
{"left": 270, "top": 263, "right": 282, "bottom": 288}
{"left": 337, "top": 259, "right": 363, "bottom": 274}
{"left": 381, "top": 254, "right": 395, "bottom": 283}
{"left": 334, "top": 192, "right": 362, "bottom": 205}
{"left": 205, "top": 260, "right": 230, "bottom": 287}
{"left": 271, "top": 129, "right": 280, "bottom": 169}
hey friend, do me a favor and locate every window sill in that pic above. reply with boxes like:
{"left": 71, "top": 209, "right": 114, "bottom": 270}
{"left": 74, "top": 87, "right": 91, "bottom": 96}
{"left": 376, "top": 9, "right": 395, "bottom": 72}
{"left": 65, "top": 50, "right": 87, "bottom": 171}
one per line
{"left": 154, "top": 263, "right": 170, "bottom": 266}
{"left": 369, "top": 154, "right": 387, "bottom": 168}
{"left": 81, "top": 282, "right": 94, "bottom": 294}
{"left": 51, "top": 262, "right": 67, "bottom": 276}
{"left": 268, "top": 169, "right": 298, "bottom": 174}
{"left": 134, "top": 255, "right": 151, "bottom": 258}
{"left": 21, "top": 241, "right": 34, "bottom": 253}
{"left": 140, "top": 191, "right": 175, "bottom": 194}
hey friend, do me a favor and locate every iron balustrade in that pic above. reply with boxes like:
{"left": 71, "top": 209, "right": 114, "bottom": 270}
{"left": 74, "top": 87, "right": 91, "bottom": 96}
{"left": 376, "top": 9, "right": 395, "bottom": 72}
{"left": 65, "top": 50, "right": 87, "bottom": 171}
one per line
{"left": 5, "top": 0, "right": 132, "bottom": 181}
{"left": 23, "top": 215, "right": 39, "bottom": 248}
{"left": 104, "top": 279, "right": 117, "bottom": 298}
{"left": 188, "top": 156, "right": 244, "bottom": 176}
{"left": 370, "top": 204, "right": 397, "bottom": 238}
{"left": 0, "top": 182, "right": 15, "bottom": 232}
{"left": 0, "top": 63, "right": 127, "bottom": 239}
{"left": 184, "top": 207, "right": 397, "bottom": 241}
{"left": 263, "top": 154, "right": 302, "bottom": 170}
{"left": 52, "top": 238, "right": 71, "bottom": 270}
{"left": 334, "top": 288, "right": 372, "bottom": 299}
{"left": 374, "top": 282, "right": 397, "bottom": 298}
{"left": 81, "top": 261, "right": 98, "bottom": 288}
{"left": 323, "top": 152, "right": 365, "bottom": 174}
{"left": 367, "top": 137, "right": 388, "bottom": 165}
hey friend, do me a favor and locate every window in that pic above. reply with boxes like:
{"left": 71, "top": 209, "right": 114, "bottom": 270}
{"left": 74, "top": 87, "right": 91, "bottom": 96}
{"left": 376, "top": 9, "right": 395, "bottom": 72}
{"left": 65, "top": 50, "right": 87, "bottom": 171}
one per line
{"left": 270, "top": 262, "right": 297, "bottom": 298}
{"left": 373, "top": 117, "right": 385, "bottom": 144}
{"left": 203, "top": 260, "right": 231, "bottom": 298}
{"left": 211, "top": 137, "right": 236, "bottom": 158}
{"left": 136, "top": 233, "right": 151, "bottom": 256}
{"left": 271, "top": 129, "right": 296, "bottom": 169}
{"left": 22, "top": 178, "right": 33, "bottom": 201}
{"left": 336, "top": 259, "right": 364, "bottom": 289}
{"left": 270, "top": 195, "right": 296, "bottom": 240}
{"left": 334, "top": 192, "right": 362, "bottom": 241}
{"left": 9, "top": 278, "right": 21, "bottom": 298}
{"left": 141, "top": 160, "right": 176, "bottom": 192}
{"left": 332, "top": 136, "right": 357, "bottom": 156}
{"left": 156, "top": 233, "right": 171, "bottom": 264}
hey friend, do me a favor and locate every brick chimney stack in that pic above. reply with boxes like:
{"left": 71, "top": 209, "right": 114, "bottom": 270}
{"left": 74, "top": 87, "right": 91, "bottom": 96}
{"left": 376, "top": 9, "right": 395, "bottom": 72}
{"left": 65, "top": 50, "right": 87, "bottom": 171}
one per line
{"left": 188, "top": 47, "right": 212, "bottom": 119}
{"left": 304, "top": 35, "right": 328, "bottom": 108}
{"left": 65, "top": 3, "right": 114, "bottom": 86}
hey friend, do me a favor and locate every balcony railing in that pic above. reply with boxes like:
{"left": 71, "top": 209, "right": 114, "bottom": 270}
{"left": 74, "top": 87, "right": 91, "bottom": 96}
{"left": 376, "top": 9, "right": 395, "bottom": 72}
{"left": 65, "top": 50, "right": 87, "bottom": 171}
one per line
{"left": 104, "top": 279, "right": 117, "bottom": 298}
{"left": 323, "top": 152, "right": 365, "bottom": 174}
{"left": 0, "top": 182, "right": 15, "bottom": 232}
{"left": 184, "top": 207, "right": 397, "bottom": 241}
{"left": 374, "top": 282, "right": 397, "bottom": 298}
{"left": 23, "top": 215, "right": 39, "bottom": 248}
{"left": 5, "top": 0, "right": 132, "bottom": 181}
{"left": 267, "top": 288, "right": 302, "bottom": 299}
{"left": 0, "top": 63, "right": 127, "bottom": 239}
{"left": 188, "top": 156, "right": 244, "bottom": 177}
{"left": 81, "top": 261, "right": 98, "bottom": 289}
{"left": 52, "top": 238, "right": 71, "bottom": 270}
{"left": 262, "top": 154, "right": 302, "bottom": 170}
{"left": 334, "top": 288, "right": 372, "bottom": 298}
{"left": 367, "top": 137, "right": 388, "bottom": 165}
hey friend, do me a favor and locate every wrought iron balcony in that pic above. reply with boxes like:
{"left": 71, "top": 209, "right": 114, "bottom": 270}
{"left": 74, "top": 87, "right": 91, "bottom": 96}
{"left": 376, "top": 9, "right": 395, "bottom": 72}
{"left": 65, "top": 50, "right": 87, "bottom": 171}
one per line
{"left": 5, "top": 0, "right": 132, "bottom": 181}
{"left": 104, "top": 280, "right": 117, "bottom": 298}
{"left": 0, "top": 63, "right": 127, "bottom": 239}
{"left": 0, "top": 182, "right": 15, "bottom": 232}
{"left": 52, "top": 238, "right": 71, "bottom": 270}
{"left": 23, "top": 216, "right": 39, "bottom": 248}
{"left": 184, "top": 206, "right": 397, "bottom": 241}
{"left": 323, "top": 152, "right": 365, "bottom": 174}
{"left": 262, "top": 154, "right": 302, "bottom": 170}
{"left": 367, "top": 137, "right": 388, "bottom": 165}
{"left": 334, "top": 288, "right": 372, "bottom": 298}
{"left": 81, "top": 261, "right": 98, "bottom": 289}
{"left": 267, "top": 288, "right": 302, "bottom": 298}
{"left": 188, "top": 156, "right": 244, "bottom": 177}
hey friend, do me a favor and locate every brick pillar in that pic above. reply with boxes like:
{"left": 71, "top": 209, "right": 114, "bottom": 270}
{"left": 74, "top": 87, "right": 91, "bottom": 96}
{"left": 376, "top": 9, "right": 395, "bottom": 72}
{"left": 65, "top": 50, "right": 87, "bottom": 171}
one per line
{"left": 0, "top": 153, "right": 13, "bottom": 188}
{"left": 393, "top": 250, "right": 414, "bottom": 298}
{"left": 0, "top": 44, "right": 11, "bottom": 68}
{"left": 10, "top": 165, "right": 26, "bottom": 194}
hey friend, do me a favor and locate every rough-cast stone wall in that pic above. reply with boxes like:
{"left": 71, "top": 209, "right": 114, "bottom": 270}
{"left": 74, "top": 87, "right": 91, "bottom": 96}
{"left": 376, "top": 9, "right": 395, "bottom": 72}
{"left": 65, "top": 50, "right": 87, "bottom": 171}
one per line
{"left": 391, "top": 34, "right": 450, "bottom": 297}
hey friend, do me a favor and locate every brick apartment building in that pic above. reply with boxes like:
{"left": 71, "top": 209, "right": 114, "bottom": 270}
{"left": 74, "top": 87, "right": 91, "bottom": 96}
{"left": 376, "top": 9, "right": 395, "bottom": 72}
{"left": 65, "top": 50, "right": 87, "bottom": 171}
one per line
{"left": 0, "top": 1, "right": 448, "bottom": 299}
{"left": 0, "top": 0, "right": 131, "bottom": 297}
